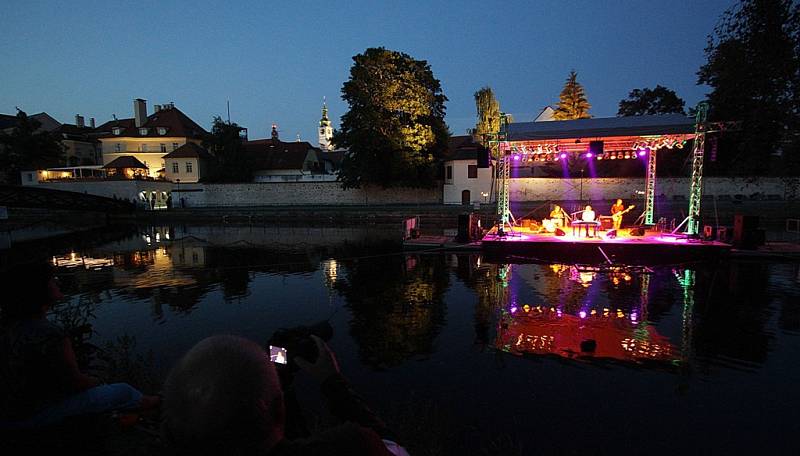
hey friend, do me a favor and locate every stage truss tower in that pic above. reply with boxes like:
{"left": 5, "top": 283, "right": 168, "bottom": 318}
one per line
{"left": 644, "top": 148, "right": 658, "bottom": 225}
{"left": 492, "top": 114, "right": 514, "bottom": 232}
{"left": 687, "top": 102, "right": 709, "bottom": 236}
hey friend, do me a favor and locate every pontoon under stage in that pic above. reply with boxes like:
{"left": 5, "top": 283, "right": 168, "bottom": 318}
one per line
{"left": 481, "top": 226, "right": 730, "bottom": 264}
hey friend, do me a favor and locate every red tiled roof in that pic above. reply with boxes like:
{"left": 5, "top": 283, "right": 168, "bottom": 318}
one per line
{"left": 95, "top": 106, "right": 208, "bottom": 139}
{"left": 443, "top": 135, "right": 487, "bottom": 161}
{"left": 244, "top": 139, "right": 320, "bottom": 170}
{"left": 162, "top": 142, "right": 215, "bottom": 160}
{"left": 103, "top": 156, "right": 148, "bottom": 169}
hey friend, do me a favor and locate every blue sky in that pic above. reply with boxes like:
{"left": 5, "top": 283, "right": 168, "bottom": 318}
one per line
{"left": 0, "top": 0, "right": 734, "bottom": 142}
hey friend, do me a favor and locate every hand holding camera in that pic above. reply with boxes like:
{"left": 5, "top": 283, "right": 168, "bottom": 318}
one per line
{"left": 294, "top": 335, "right": 340, "bottom": 383}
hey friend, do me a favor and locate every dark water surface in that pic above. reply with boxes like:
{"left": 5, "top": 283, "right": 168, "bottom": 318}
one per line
{"left": 11, "top": 224, "right": 800, "bottom": 454}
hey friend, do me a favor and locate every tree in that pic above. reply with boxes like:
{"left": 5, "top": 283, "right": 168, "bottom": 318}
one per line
{"left": 697, "top": 0, "right": 800, "bottom": 175}
{"left": 474, "top": 86, "right": 500, "bottom": 146}
{"left": 0, "top": 110, "right": 63, "bottom": 184}
{"left": 617, "top": 85, "right": 686, "bottom": 116}
{"left": 553, "top": 70, "right": 591, "bottom": 120}
{"left": 202, "top": 117, "right": 250, "bottom": 182}
{"left": 333, "top": 47, "right": 449, "bottom": 189}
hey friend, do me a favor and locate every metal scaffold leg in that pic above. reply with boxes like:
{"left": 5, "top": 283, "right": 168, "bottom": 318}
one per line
{"left": 644, "top": 148, "right": 657, "bottom": 225}
{"left": 686, "top": 103, "right": 708, "bottom": 236}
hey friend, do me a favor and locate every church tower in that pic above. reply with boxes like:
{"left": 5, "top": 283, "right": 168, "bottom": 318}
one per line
{"left": 318, "top": 98, "right": 333, "bottom": 151}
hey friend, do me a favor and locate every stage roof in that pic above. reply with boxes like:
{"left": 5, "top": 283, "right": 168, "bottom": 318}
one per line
{"left": 507, "top": 114, "right": 695, "bottom": 141}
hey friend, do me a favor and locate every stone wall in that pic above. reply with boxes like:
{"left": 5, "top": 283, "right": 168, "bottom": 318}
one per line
{"left": 172, "top": 182, "right": 442, "bottom": 207}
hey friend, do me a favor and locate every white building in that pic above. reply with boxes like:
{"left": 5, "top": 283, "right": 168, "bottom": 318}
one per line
{"left": 442, "top": 136, "right": 494, "bottom": 205}
{"left": 96, "top": 99, "right": 208, "bottom": 178}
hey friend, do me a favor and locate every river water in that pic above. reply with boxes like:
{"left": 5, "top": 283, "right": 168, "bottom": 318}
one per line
{"left": 7, "top": 224, "right": 800, "bottom": 454}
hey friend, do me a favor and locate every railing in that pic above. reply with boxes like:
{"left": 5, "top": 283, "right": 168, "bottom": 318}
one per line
{"left": 253, "top": 174, "right": 338, "bottom": 183}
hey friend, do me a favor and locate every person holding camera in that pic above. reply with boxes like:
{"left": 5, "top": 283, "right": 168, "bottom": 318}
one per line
{"left": 161, "top": 334, "right": 408, "bottom": 455}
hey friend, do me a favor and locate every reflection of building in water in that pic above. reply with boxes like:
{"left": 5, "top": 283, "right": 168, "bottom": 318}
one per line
{"left": 322, "top": 258, "right": 338, "bottom": 290}
{"left": 52, "top": 252, "right": 115, "bottom": 269}
{"left": 113, "top": 246, "right": 196, "bottom": 289}
{"left": 494, "top": 263, "right": 679, "bottom": 364}
{"left": 169, "top": 242, "right": 207, "bottom": 267}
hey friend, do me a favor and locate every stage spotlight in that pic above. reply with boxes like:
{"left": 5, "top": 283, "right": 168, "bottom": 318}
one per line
{"left": 623, "top": 152, "right": 631, "bottom": 159}
{"left": 596, "top": 154, "right": 604, "bottom": 160}
{"left": 638, "top": 149, "right": 647, "bottom": 157}
{"left": 513, "top": 154, "right": 521, "bottom": 161}
{"left": 585, "top": 152, "right": 593, "bottom": 159}
{"left": 609, "top": 153, "right": 617, "bottom": 160}
{"left": 559, "top": 153, "right": 567, "bottom": 159}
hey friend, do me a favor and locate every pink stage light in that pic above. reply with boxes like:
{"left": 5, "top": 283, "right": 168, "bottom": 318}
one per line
{"left": 513, "top": 154, "right": 521, "bottom": 161}
{"left": 579, "top": 311, "right": 587, "bottom": 319}
{"left": 638, "top": 149, "right": 647, "bottom": 157}
{"left": 559, "top": 153, "right": 567, "bottom": 159}
{"left": 585, "top": 152, "right": 593, "bottom": 158}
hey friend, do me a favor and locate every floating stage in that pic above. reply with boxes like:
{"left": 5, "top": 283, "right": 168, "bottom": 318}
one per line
{"left": 481, "top": 226, "right": 731, "bottom": 264}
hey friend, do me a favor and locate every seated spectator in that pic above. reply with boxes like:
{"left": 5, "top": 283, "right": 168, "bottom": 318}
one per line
{"left": 0, "top": 262, "right": 159, "bottom": 429}
{"left": 162, "top": 334, "right": 408, "bottom": 456}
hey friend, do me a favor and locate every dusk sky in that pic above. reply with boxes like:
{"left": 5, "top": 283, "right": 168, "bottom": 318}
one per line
{"left": 1, "top": 0, "right": 734, "bottom": 142}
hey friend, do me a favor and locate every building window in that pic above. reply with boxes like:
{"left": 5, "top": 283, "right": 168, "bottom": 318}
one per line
{"left": 141, "top": 144, "right": 148, "bottom": 152}
{"left": 172, "top": 162, "right": 179, "bottom": 173}
{"left": 160, "top": 143, "right": 166, "bottom": 152}
{"left": 468, "top": 164, "right": 478, "bottom": 178}
{"left": 158, "top": 127, "right": 167, "bottom": 135}
{"left": 112, "top": 127, "right": 120, "bottom": 135}
{"left": 446, "top": 165, "right": 453, "bottom": 180}
{"left": 26, "top": 173, "right": 33, "bottom": 182}
{"left": 172, "top": 143, "right": 179, "bottom": 150}
{"left": 139, "top": 128, "right": 148, "bottom": 135}
{"left": 186, "top": 162, "right": 193, "bottom": 173}
{"left": 115, "top": 143, "right": 121, "bottom": 152}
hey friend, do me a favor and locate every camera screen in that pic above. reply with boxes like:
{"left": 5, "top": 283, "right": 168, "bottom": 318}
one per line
{"left": 269, "top": 345, "right": 288, "bottom": 364}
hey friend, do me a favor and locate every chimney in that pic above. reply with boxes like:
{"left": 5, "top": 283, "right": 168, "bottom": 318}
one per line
{"left": 134, "top": 98, "right": 147, "bottom": 128}
{"left": 89, "top": 117, "right": 95, "bottom": 128}
{"left": 154, "top": 104, "right": 162, "bottom": 113}
{"left": 75, "top": 114, "right": 84, "bottom": 128}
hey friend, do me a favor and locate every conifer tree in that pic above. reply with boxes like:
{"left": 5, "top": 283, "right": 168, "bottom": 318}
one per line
{"left": 553, "top": 70, "right": 591, "bottom": 120}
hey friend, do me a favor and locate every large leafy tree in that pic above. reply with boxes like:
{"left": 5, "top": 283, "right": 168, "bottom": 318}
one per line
{"left": 202, "top": 117, "right": 250, "bottom": 182}
{"left": 474, "top": 86, "right": 501, "bottom": 146}
{"left": 334, "top": 47, "right": 449, "bottom": 189}
{"left": 698, "top": 0, "right": 800, "bottom": 175}
{"left": 0, "top": 110, "right": 63, "bottom": 184}
{"left": 617, "top": 85, "right": 686, "bottom": 116}
{"left": 553, "top": 70, "right": 591, "bottom": 120}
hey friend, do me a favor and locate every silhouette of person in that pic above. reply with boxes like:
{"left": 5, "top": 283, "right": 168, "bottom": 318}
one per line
{"left": 0, "top": 262, "right": 159, "bottom": 430}
{"left": 161, "top": 334, "right": 408, "bottom": 455}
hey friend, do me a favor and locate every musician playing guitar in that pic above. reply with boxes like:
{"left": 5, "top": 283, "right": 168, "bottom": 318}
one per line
{"left": 610, "top": 199, "right": 635, "bottom": 230}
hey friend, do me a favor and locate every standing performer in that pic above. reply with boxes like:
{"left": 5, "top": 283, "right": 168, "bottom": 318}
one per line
{"left": 610, "top": 199, "right": 625, "bottom": 230}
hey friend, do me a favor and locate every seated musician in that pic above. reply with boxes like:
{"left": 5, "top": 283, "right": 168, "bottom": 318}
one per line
{"left": 549, "top": 204, "right": 568, "bottom": 228}
{"left": 581, "top": 205, "right": 596, "bottom": 237}
{"left": 610, "top": 199, "right": 625, "bottom": 230}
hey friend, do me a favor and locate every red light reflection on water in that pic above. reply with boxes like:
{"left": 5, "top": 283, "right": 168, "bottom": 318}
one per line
{"left": 498, "top": 307, "right": 676, "bottom": 363}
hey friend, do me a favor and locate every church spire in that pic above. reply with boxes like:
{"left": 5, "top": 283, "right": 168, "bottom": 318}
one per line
{"left": 318, "top": 97, "right": 333, "bottom": 151}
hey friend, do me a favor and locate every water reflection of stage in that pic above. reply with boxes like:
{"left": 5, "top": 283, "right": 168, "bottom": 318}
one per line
{"left": 482, "top": 226, "right": 730, "bottom": 264}
{"left": 491, "top": 262, "right": 691, "bottom": 367}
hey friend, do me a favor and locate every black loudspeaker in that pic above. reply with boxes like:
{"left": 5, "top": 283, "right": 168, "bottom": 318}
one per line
{"left": 589, "top": 141, "right": 604, "bottom": 155}
{"left": 457, "top": 213, "right": 470, "bottom": 243}
{"left": 555, "top": 228, "right": 566, "bottom": 236}
{"left": 606, "top": 229, "right": 617, "bottom": 239}
{"left": 477, "top": 148, "right": 490, "bottom": 168}
{"left": 629, "top": 227, "right": 645, "bottom": 236}
{"left": 733, "top": 215, "right": 760, "bottom": 248}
